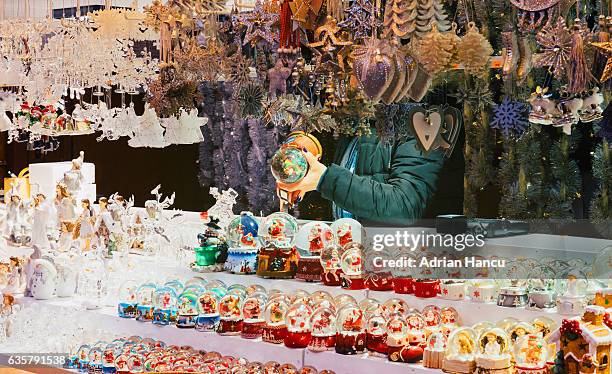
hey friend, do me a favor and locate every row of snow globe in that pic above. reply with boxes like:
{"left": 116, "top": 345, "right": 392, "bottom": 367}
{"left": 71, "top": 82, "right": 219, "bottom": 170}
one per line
{"left": 193, "top": 212, "right": 364, "bottom": 282}
{"left": 116, "top": 276, "right": 558, "bottom": 362}
{"left": 68, "top": 335, "right": 334, "bottom": 373}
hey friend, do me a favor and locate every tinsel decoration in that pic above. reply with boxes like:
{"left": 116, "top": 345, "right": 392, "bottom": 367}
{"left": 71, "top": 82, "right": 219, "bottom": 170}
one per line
{"left": 417, "top": 23, "right": 454, "bottom": 75}
{"left": 534, "top": 17, "right": 572, "bottom": 79}
{"left": 490, "top": 97, "right": 530, "bottom": 138}
{"left": 238, "top": 83, "right": 266, "bottom": 117}
{"left": 456, "top": 22, "right": 494, "bottom": 77}
{"left": 567, "top": 24, "right": 594, "bottom": 93}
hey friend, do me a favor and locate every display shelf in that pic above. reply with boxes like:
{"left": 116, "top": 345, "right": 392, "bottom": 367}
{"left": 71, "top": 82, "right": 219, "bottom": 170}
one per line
{"left": 303, "top": 349, "right": 441, "bottom": 374}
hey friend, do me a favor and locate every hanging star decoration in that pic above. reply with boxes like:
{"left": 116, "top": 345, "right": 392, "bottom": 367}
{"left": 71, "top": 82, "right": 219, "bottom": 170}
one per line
{"left": 238, "top": 0, "right": 278, "bottom": 47}
{"left": 534, "top": 16, "right": 572, "bottom": 79}
{"left": 490, "top": 97, "right": 530, "bottom": 138}
{"left": 591, "top": 42, "right": 612, "bottom": 83}
{"left": 306, "top": 16, "right": 353, "bottom": 70}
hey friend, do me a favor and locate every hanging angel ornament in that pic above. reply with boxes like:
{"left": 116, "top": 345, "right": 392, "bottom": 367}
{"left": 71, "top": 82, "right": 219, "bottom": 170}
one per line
{"left": 534, "top": 17, "right": 572, "bottom": 80}
{"left": 164, "top": 108, "right": 206, "bottom": 145}
{"left": 129, "top": 104, "right": 167, "bottom": 148}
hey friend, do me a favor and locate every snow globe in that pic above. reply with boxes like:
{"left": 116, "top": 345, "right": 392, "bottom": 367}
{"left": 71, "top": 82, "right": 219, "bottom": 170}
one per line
{"left": 335, "top": 305, "right": 366, "bottom": 355}
{"left": 320, "top": 243, "right": 343, "bottom": 286}
{"left": 271, "top": 131, "right": 322, "bottom": 210}
{"left": 263, "top": 299, "right": 289, "bottom": 344}
{"left": 366, "top": 313, "right": 388, "bottom": 356}
{"left": 440, "top": 307, "right": 460, "bottom": 335}
{"left": 555, "top": 274, "right": 587, "bottom": 315}
{"left": 176, "top": 290, "right": 199, "bottom": 328}
{"left": 217, "top": 294, "right": 243, "bottom": 335}
{"left": 506, "top": 322, "right": 534, "bottom": 346}
{"left": 381, "top": 298, "right": 409, "bottom": 319}
{"left": 192, "top": 217, "right": 228, "bottom": 272}
{"left": 256, "top": 212, "right": 299, "bottom": 279}
{"left": 475, "top": 328, "right": 512, "bottom": 373}
{"left": 405, "top": 312, "right": 427, "bottom": 347}
{"left": 442, "top": 327, "right": 478, "bottom": 374}
{"left": 196, "top": 290, "right": 221, "bottom": 332}
{"left": 284, "top": 303, "right": 313, "bottom": 348}
{"left": 339, "top": 242, "right": 365, "bottom": 290}
{"left": 473, "top": 321, "right": 496, "bottom": 336}
{"left": 117, "top": 280, "right": 138, "bottom": 318}
{"left": 224, "top": 212, "right": 260, "bottom": 275}
{"left": 513, "top": 334, "right": 549, "bottom": 374}
{"left": 386, "top": 313, "right": 422, "bottom": 362}
{"left": 422, "top": 305, "right": 441, "bottom": 338}
{"left": 88, "top": 346, "right": 104, "bottom": 372}
{"left": 308, "top": 307, "right": 337, "bottom": 351}
{"left": 530, "top": 316, "right": 556, "bottom": 339}
{"left": 241, "top": 294, "right": 266, "bottom": 339}
{"left": 330, "top": 218, "right": 362, "bottom": 247}
{"left": 136, "top": 282, "right": 157, "bottom": 322}
{"left": 295, "top": 222, "right": 333, "bottom": 282}
{"left": 152, "top": 286, "right": 178, "bottom": 326}
{"left": 163, "top": 279, "right": 184, "bottom": 296}
{"left": 424, "top": 332, "right": 447, "bottom": 368}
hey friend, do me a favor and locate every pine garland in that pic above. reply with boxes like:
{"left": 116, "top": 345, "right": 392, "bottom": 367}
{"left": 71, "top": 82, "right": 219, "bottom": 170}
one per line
{"left": 590, "top": 140, "right": 612, "bottom": 237}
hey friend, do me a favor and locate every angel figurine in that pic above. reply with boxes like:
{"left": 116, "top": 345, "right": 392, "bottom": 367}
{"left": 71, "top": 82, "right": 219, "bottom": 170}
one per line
{"left": 30, "top": 194, "right": 52, "bottom": 250}
{"left": 4, "top": 185, "right": 24, "bottom": 244}
{"left": 55, "top": 183, "right": 77, "bottom": 251}
{"left": 73, "top": 199, "right": 96, "bottom": 251}
{"left": 60, "top": 151, "right": 86, "bottom": 199}
{"left": 93, "top": 197, "right": 112, "bottom": 251}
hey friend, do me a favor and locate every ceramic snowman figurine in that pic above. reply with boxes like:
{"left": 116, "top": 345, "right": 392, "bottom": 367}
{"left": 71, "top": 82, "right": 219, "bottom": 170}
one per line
{"left": 30, "top": 258, "right": 57, "bottom": 300}
{"left": 60, "top": 151, "right": 85, "bottom": 198}
{"left": 24, "top": 246, "right": 42, "bottom": 296}
{"left": 31, "top": 194, "right": 52, "bottom": 250}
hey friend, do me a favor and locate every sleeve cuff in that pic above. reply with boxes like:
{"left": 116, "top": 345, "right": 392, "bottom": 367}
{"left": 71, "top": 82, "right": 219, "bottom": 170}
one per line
{"left": 316, "top": 163, "right": 347, "bottom": 201}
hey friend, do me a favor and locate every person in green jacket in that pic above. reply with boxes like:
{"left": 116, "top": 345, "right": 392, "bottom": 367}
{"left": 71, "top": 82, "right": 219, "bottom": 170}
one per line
{"left": 278, "top": 134, "right": 445, "bottom": 226}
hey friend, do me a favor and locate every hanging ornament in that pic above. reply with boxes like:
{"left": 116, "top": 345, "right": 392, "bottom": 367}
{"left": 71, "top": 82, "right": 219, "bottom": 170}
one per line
{"left": 381, "top": 0, "right": 418, "bottom": 40}
{"left": 490, "top": 97, "right": 530, "bottom": 138}
{"left": 352, "top": 38, "right": 396, "bottom": 102}
{"left": 516, "top": 35, "right": 533, "bottom": 80}
{"left": 567, "top": 22, "right": 594, "bottom": 93}
{"left": 338, "top": 0, "right": 381, "bottom": 41}
{"left": 417, "top": 23, "right": 454, "bottom": 75}
{"left": 238, "top": 83, "right": 266, "bottom": 117}
{"left": 239, "top": 0, "right": 278, "bottom": 47}
{"left": 278, "top": 0, "right": 300, "bottom": 53}
{"left": 591, "top": 41, "right": 612, "bottom": 83}
{"left": 306, "top": 16, "right": 353, "bottom": 70}
{"left": 443, "top": 23, "right": 461, "bottom": 70}
{"left": 592, "top": 15, "right": 611, "bottom": 83}
{"left": 500, "top": 30, "right": 519, "bottom": 78}
{"left": 414, "top": 0, "right": 450, "bottom": 38}
{"left": 456, "top": 22, "right": 493, "bottom": 77}
{"left": 510, "top": 0, "right": 560, "bottom": 33}
{"left": 534, "top": 16, "right": 572, "bottom": 79}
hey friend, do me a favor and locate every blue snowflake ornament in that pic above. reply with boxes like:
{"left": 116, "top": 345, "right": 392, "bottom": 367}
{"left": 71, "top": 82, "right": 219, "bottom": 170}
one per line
{"left": 490, "top": 97, "right": 530, "bottom": 138}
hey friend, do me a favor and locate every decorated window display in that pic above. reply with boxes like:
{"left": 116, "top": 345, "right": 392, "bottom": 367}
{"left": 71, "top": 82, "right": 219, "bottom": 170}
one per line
{"left": 224, "top": 212, "right": 260, "bottom": 275}
{"left": 217, "top": 294, "right": 243, "bottom": 335}
{"left": 256, "top": 212, "right": 299, "bottom": 279}
{"left": 335, "top": 305, "right": 366, "bottom": 355}
{"left": 295, "top": 221, "right": 333, "bottom": 282}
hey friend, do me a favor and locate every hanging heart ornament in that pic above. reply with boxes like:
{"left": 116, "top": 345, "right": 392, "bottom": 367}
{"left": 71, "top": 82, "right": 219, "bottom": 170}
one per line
{"left": 352, "top": 38, "right": 395, "bottom": 102}
{"left": 408, "top": 106, "right": 462, "bottom": 157}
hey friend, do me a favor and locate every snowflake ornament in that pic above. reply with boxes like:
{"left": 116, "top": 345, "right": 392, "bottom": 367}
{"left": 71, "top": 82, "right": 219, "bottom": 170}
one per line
{"left": 238, "top": 0, "right": 278, "bottom": 47}
{"left": 490, "top": 97, "right": 530, "bottom": 138}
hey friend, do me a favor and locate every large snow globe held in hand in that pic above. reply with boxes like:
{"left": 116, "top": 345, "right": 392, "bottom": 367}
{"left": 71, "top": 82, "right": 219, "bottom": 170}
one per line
{"left": 295, "top": 221, "right": 333, "bottom": 282}
{"left": 256, "top": 212, "right": 299, "bottom": 279}
{"left": 271, "top": 131, "right": 322, "bottom": 211}
{"left": 224, "top": 212, "right": 260, "bottom": 275}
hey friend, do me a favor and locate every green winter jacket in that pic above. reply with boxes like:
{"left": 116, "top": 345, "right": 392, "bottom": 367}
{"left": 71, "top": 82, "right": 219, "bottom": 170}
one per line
{"left": 316, "top": 134, "right": 445, "bottom": 226}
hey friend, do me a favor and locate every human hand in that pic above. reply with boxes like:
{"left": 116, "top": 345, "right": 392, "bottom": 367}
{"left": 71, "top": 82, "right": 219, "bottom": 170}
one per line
{"left": 276, "top": 149, "right": 327, "bottom": 203}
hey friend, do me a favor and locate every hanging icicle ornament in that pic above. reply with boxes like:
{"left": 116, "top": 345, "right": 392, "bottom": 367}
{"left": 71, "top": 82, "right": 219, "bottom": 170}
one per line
{"left": 456, "top": 22, "right": 493, "bottom": 78}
